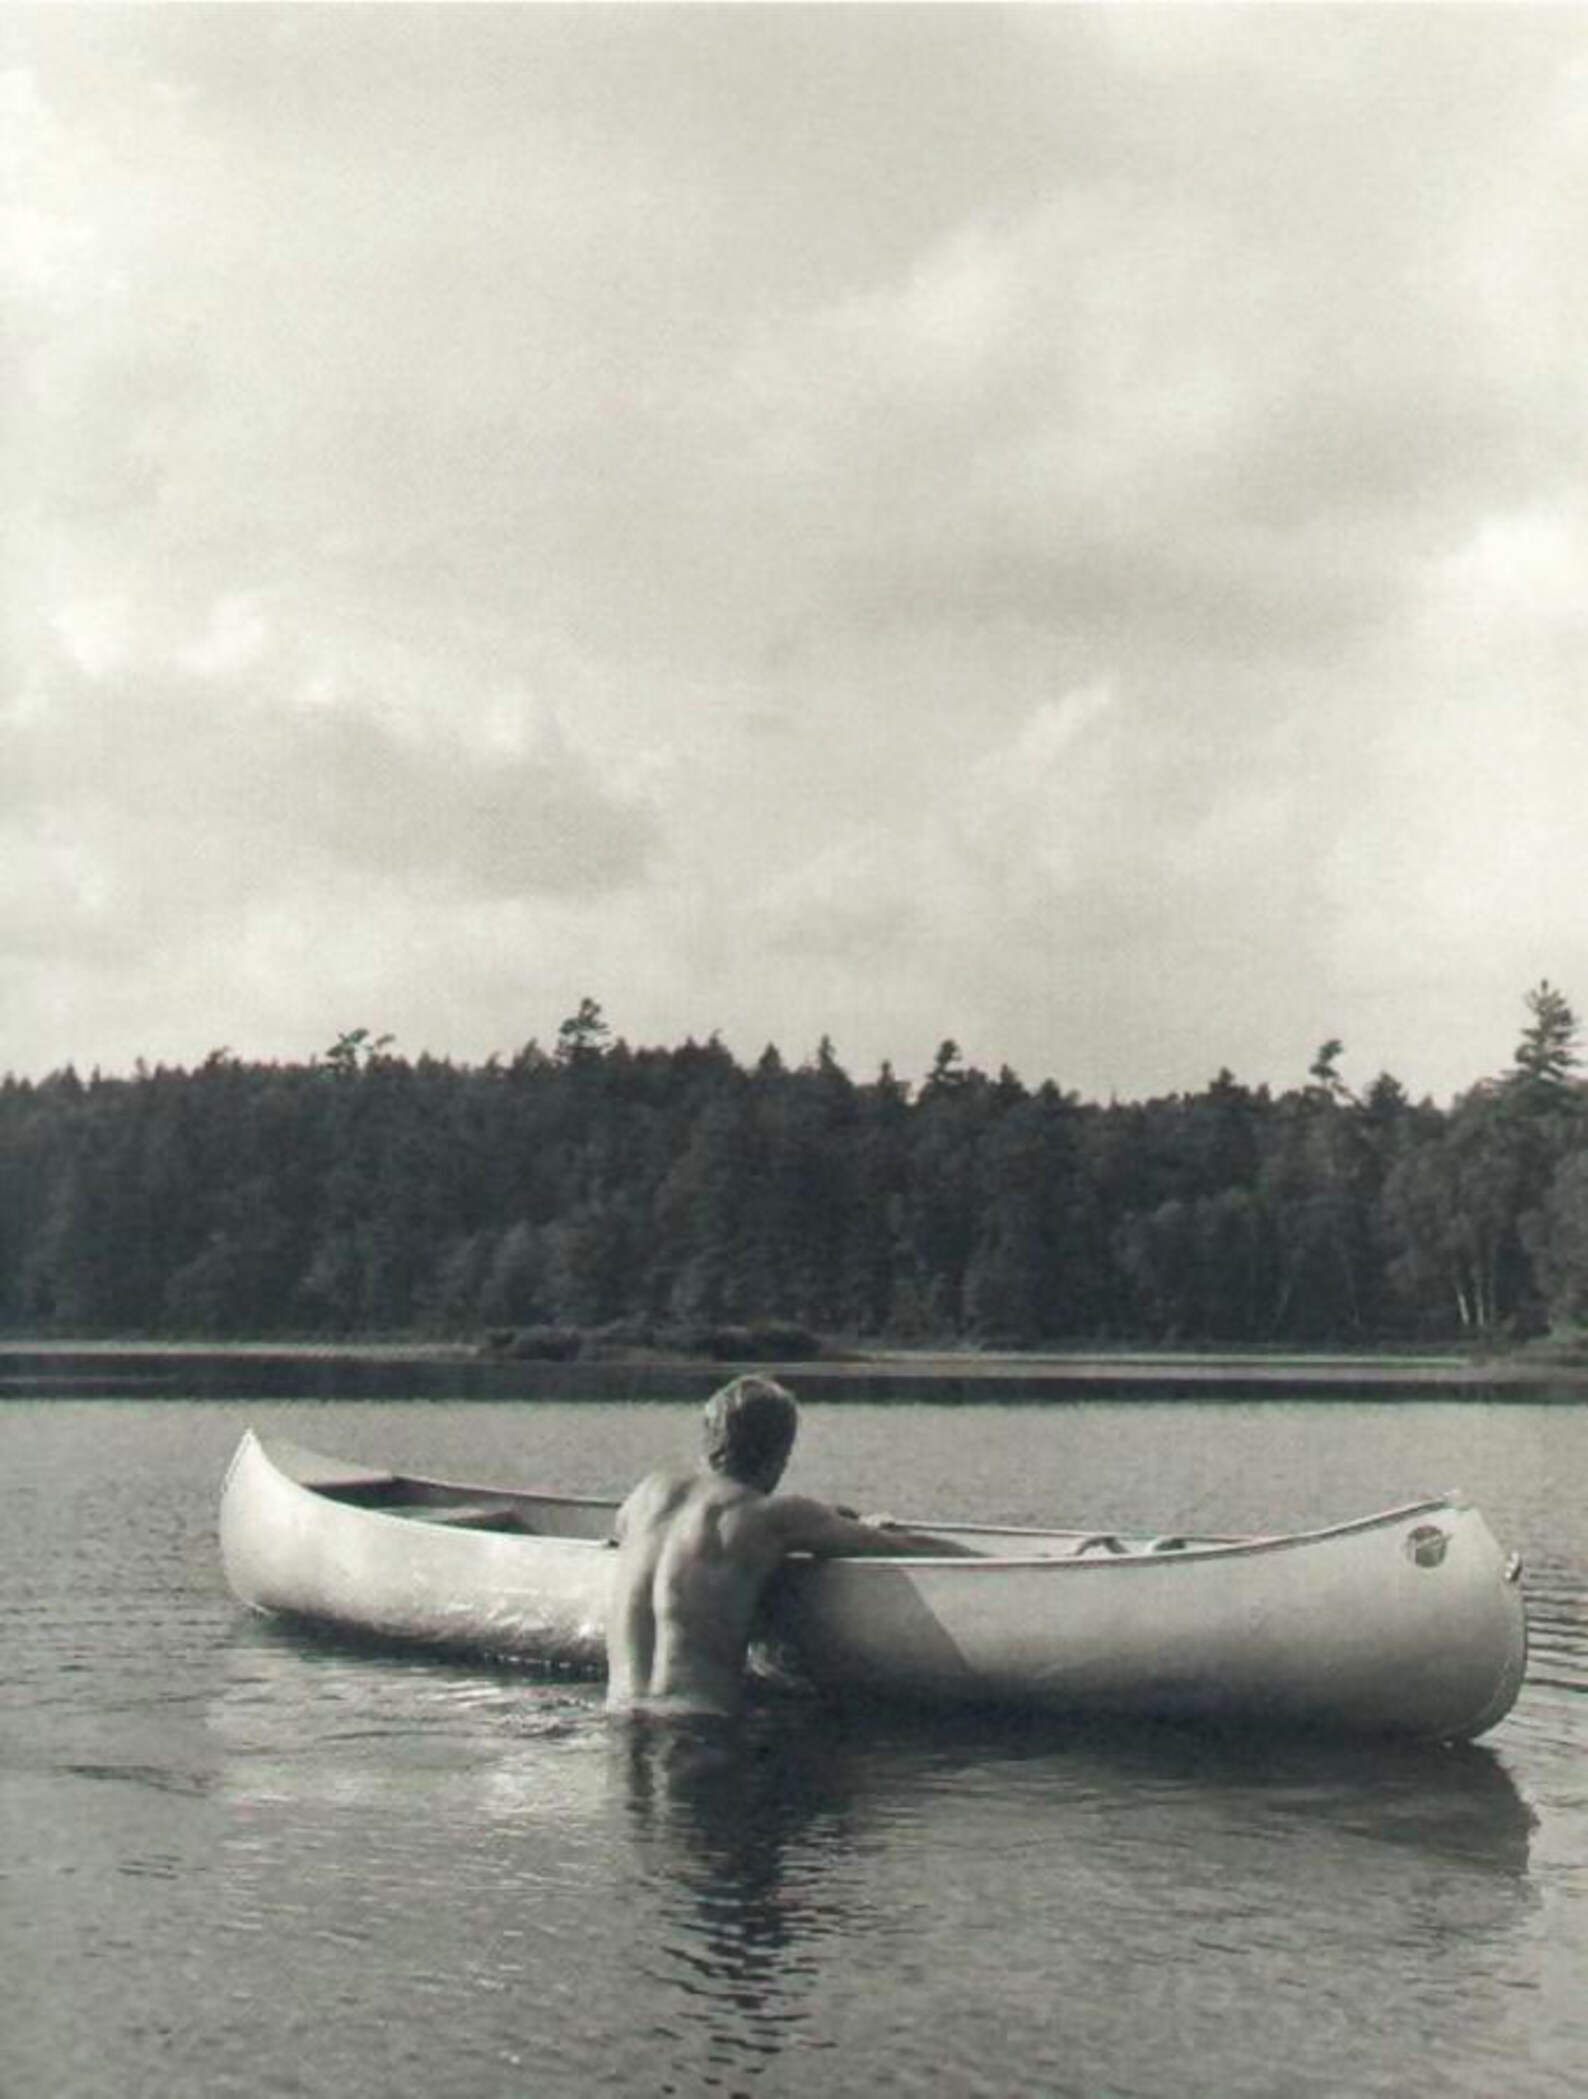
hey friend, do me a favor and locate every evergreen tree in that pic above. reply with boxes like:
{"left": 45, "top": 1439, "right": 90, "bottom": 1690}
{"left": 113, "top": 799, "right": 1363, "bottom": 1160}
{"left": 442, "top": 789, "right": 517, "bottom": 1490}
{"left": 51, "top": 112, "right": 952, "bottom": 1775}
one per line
{"left": 556, "top": 997, "right": 612, "bottom": 1065}
{"left": 1511, "top": 980, "right": 1580, "bottom": 1092}
{"left": 3, "top": 978, "right": 1586, "bottom": 1350}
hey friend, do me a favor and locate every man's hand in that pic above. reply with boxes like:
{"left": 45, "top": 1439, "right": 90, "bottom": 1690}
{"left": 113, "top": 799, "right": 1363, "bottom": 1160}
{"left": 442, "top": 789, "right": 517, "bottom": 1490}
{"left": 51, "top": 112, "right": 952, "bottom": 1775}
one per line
{"left": 832, "top": 1504, "right": 900, "bottom": 1530}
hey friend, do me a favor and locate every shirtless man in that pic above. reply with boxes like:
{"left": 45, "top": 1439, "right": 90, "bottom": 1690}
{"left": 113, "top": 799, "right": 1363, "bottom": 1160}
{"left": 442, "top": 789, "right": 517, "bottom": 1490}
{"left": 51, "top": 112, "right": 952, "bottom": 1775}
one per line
{"left": 605, "top": 1374, "right": 972, "bottom": 1718}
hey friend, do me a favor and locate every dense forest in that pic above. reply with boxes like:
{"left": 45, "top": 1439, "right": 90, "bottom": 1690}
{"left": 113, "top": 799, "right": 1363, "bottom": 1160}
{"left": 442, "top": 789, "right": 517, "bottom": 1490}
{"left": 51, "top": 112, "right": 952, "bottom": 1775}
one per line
{"left": 4, "top": 987, "right": 1588, "bottom": 1350}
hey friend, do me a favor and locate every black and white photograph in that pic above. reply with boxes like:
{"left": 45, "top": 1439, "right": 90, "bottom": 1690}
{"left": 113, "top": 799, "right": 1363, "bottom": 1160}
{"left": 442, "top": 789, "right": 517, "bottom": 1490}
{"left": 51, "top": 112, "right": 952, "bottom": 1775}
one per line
{"left": 2, "top": 5, "right": 1585, "bottom": 2095}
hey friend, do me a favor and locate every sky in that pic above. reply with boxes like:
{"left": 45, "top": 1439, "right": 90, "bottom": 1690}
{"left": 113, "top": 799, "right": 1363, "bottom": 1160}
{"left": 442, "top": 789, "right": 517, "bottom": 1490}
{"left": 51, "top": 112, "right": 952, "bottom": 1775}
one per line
{"left": 4, "top": 3, "right": 1588, "bottom": 1105}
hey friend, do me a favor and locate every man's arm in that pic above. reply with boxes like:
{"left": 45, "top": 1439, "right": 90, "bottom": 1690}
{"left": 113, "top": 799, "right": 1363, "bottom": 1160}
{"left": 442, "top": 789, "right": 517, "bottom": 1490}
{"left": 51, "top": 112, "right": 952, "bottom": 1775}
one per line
{"left": 767, "top": 1496, "right": 981, "bottom": 1559}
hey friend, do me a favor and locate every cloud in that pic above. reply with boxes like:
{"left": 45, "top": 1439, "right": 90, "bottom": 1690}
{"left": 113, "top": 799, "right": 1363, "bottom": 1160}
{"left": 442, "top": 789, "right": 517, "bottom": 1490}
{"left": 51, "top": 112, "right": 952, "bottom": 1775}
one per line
{"left": 1321, "top": 495, "right": 1588, "bottom": 1062}
{"left": 4, "top": 7, "right": 1588, "bottom": 1095}
{"left": 1, "top": 580, "right": 663, "bottom": 1078}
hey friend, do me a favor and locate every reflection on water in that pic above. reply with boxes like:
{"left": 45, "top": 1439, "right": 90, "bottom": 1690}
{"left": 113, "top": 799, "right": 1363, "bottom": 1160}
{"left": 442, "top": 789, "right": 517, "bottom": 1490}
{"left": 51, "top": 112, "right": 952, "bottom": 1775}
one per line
{"left": 5, "top": 1396, "right": 1588, "bottom": 2099}
{"left": 212, "top": 1620, "right": 1538, "bottom": 1877}
{"left": 614, "top": 1711, "right": 853, "bottom": 2090}
{"left": 212, "top": 1622, "right": 610, "bottom": 1820}
{"left": 202, "top": 1627, "right": 1545, "bottom": 2097}
{"left": 603, "top": 1702, "right": 1543, "bottom": 2098}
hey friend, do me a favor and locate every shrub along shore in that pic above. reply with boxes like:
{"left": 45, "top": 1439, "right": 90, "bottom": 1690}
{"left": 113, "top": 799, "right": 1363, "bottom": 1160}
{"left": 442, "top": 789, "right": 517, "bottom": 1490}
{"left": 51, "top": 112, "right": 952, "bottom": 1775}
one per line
{"left": 2, "top": 1331, "right": 1582, "bottom": 1402}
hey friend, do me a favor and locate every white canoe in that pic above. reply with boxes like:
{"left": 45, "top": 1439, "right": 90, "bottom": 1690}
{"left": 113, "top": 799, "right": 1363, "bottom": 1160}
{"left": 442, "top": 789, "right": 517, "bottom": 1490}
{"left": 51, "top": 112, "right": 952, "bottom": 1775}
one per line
{"left": 218, "top": 1432, "right": 1528, "bottom": 1740}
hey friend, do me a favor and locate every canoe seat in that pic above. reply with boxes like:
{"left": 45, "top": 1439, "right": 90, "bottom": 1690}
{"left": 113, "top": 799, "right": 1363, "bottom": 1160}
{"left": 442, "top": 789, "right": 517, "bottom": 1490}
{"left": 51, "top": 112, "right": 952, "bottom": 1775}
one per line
{"left": 1070, "top": 1534, "right": 1189, "bottom": 1557}
{"left": 408, "top": 1502, "right": 539, "bottom": 1534}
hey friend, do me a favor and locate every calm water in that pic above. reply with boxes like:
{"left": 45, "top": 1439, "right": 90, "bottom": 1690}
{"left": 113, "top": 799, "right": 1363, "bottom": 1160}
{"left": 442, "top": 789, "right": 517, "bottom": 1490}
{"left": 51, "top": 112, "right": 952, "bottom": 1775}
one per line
{"left": 3, "top": 1393, "right": 1586, "bottom": 2099}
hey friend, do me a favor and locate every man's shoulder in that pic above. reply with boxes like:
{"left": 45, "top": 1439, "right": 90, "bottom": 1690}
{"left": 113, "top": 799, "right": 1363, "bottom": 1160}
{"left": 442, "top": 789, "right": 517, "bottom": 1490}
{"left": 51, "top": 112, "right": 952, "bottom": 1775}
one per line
{"left": 622, "top": 1466, "right": 758, "bottom": 1519}
{"left": 623, "top": 1464, "right": 696, "bottom": 1505}
{"left": 635, "top": 1464, "right": 697, "bottom": 1493}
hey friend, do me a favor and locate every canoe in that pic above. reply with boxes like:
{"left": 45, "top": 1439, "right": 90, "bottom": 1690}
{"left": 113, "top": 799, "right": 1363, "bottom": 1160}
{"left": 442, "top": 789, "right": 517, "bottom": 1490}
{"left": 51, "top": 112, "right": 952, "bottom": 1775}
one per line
{"left": 218, "top": 1432, "right": 1528, "bottom": 1740}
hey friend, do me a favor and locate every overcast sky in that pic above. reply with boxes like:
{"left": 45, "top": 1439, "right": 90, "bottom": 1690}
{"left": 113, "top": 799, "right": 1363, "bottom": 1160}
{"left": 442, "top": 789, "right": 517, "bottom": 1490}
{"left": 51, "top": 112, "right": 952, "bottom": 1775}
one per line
{"left": 5, "top": 5, "right": 1587, "bottom": 1103}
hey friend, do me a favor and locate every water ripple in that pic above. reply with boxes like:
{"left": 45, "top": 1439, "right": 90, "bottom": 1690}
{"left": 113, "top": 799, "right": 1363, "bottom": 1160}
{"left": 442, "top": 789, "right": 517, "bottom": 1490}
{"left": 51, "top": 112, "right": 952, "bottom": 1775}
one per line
{"left": 5, "top": 1395, "right": 1588, "bottom": 2099}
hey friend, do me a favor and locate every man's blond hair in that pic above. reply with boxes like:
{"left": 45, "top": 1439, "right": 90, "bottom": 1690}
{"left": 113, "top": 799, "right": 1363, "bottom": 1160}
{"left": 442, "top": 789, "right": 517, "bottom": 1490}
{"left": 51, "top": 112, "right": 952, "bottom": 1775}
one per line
{"left": 701, "top": 1375, "right": 798, "bottom": 1479}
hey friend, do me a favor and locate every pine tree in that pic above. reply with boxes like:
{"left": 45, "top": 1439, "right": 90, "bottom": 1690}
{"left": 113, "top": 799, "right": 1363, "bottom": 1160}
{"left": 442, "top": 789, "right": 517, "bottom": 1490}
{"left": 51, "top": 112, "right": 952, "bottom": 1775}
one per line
{"left": 1511, "top": 980, "right": 1580, "bottom": 1092}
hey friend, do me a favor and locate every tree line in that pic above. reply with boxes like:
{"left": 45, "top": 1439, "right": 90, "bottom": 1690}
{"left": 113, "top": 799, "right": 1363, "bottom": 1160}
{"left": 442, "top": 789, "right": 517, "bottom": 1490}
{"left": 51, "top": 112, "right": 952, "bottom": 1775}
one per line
{"left": 3, "top": 988, "right": 1587, "bottom": 1349}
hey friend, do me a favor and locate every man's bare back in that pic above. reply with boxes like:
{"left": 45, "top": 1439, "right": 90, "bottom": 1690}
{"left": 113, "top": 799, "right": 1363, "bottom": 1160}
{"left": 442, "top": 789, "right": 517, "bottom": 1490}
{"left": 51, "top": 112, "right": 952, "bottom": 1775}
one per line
{"left": 605, "top": 1376, "right": 973, "bottom": 1719}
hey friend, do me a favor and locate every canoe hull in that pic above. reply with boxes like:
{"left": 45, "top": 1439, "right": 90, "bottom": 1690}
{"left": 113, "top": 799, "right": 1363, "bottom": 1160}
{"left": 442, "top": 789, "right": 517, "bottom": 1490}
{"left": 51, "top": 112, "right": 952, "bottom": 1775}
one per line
{"left": 220, "top": 1432, "right": 614, "bottom": 1670}
{"left": 770, "top": 1502, "right": 1527, "bottom": 1739}
{"left": 219, "top": 1433, "right": 1527, "bottom": 1739}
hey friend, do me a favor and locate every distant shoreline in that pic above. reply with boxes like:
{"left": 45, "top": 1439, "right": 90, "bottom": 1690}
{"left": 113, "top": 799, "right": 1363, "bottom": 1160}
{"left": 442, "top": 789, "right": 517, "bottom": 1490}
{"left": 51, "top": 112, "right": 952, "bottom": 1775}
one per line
{"left": 2, "top": 1338, "right": 1585, "bottom": 1400}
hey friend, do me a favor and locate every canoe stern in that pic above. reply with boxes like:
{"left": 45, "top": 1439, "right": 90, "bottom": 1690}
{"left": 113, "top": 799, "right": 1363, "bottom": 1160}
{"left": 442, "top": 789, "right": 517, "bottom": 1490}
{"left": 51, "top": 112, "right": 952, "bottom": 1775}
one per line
{"left": 771, "top": 1497, "right": 1528, "bottom": 1741}
{"left": 220, "top": 1431, "right": 611, "bottom": 1669}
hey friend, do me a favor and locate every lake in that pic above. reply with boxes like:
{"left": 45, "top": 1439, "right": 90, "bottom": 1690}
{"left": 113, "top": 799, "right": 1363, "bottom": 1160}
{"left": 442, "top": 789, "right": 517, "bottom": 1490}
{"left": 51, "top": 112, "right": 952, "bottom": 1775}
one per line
{"left": 3, "top": 1390, "right": 1586, "bottom": 2097}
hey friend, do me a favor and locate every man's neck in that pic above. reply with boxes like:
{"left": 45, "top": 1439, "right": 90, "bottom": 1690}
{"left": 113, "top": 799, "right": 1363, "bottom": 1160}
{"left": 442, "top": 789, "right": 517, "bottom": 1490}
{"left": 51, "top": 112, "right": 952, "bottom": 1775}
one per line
{"left": 706, "top": 1461, "right": 771, "bottom": 1496}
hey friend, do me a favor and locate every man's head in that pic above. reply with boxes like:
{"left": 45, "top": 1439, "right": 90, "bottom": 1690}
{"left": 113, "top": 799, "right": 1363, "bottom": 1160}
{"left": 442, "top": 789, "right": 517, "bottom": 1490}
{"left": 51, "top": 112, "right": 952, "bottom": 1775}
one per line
{"left": 701, "top": 1375, "right": 798, "bottom": 1490}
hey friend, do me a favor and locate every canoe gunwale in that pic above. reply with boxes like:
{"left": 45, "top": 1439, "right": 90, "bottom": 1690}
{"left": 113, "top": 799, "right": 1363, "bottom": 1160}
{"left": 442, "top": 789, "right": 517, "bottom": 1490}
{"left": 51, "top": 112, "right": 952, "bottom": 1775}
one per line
{"left": 243, "top": 1432, "right": 1483, "bottom": 1570}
